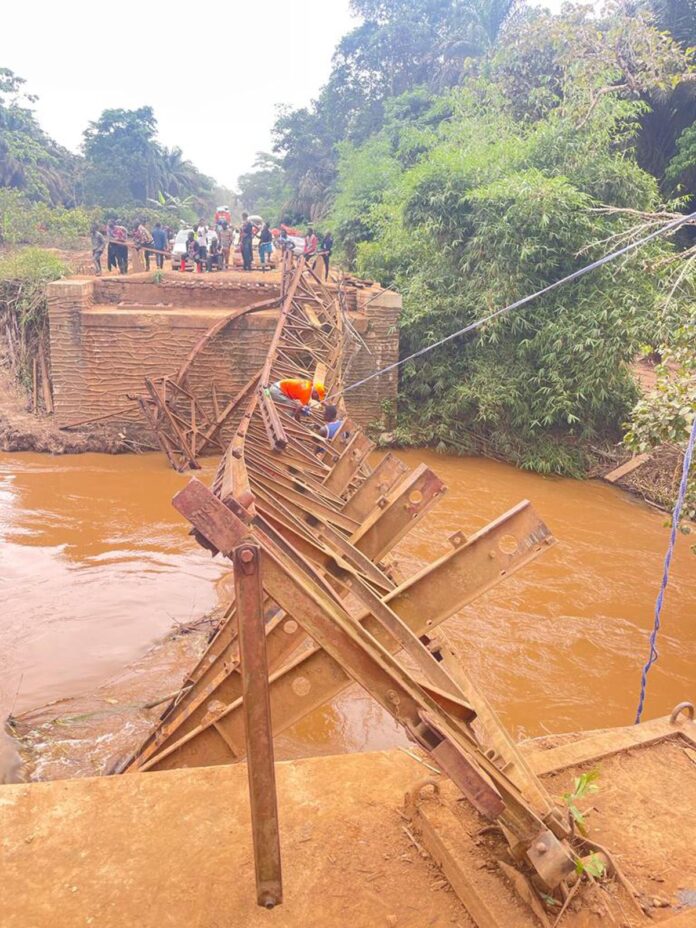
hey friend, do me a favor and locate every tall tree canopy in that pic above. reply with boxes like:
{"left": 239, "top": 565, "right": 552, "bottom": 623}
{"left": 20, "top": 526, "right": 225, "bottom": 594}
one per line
{"left": 263, "top": 0, "right": 520, "bottom": 220}
{"left": 0, "top": 68, "right": 78, "bottom": 205}
{"left": 0, "top": 73, "right": 219, "bottom": 214}
{"left": 321, "top": 4, "right": 695, "bottom": 472}
{"left": 81, "top": 107, "right": 215, "bottom": 208}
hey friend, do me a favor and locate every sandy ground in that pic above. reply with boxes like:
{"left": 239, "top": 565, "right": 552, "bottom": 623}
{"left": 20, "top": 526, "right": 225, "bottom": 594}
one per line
{"left": 1, "top": 749, "right": 471, "bottom": 928}
{"left": 3, "top": 735, "right": 696, "bottom": 927}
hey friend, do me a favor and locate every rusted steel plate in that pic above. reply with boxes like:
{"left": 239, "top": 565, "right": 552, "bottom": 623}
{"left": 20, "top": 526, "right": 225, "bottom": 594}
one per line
{"left": 349, "top": 464, "right": 446, "bottom": 561}
{"left": 233, "top": 544, "right": 283, "bottom": 909}
{"left": 342, "top": 453, "right": 408, "bottom": 519}
{"left": 429, "top": 735, "right": 505, "bottom": 820}
{"left": 321, "top": 431, "right": 375, "bottom": 496}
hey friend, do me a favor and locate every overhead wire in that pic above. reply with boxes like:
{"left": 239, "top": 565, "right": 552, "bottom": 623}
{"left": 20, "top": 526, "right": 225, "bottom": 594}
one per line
{"left": 336, "top": 209, "right": 696, "bottom": 398}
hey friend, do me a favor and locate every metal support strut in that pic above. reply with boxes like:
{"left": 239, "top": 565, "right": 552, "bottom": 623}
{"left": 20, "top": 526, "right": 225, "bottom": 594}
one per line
{"left": 233, "top": 544, "right": 283, "bottom": 910}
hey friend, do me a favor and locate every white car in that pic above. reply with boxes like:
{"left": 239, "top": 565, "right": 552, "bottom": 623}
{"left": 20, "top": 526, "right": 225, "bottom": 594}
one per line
{"left": 171, "top": 228, "right": 218, "bottom": 270}
{"left": 280, "top": 235, "right": 305, "bottom": 256}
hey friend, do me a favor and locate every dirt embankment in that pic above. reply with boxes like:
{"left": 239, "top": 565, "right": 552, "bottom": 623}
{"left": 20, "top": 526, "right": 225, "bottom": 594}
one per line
{"left": 0, "top": 365, "right": 136, "bottom": 455}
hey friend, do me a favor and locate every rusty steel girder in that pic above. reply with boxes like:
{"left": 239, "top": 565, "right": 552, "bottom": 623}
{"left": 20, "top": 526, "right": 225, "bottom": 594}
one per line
{"left": 164, "top": 479, "right": 575, "bottom": 888}
{"left": 131, "top": 498, "right": 554, "bottom": 774}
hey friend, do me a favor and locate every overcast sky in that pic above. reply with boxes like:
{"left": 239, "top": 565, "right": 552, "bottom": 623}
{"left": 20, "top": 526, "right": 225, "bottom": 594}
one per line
{"left": 3, "top": 0, "right": 563, "bottom": 192}
{"left": 1, "top": 1, "right": 359, "bottom": 190}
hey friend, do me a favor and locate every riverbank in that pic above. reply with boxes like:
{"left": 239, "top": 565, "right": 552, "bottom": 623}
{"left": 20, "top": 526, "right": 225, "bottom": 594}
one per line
{"left": 0, "top": 365, "right": 145, "bottom": 454}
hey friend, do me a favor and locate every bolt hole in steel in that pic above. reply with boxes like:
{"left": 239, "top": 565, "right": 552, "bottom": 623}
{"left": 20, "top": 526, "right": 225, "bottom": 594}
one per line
{"left": 498, "top": 533, "right": 519, "bottom": 555}
{"left": 292, "top": 676, "right": 312, "bottom": 697}
{"left": 408, "top": 489, "right": 424, "bottom": 505}
{"left": 283, "top": 620, "right": 299, "bottom": 635}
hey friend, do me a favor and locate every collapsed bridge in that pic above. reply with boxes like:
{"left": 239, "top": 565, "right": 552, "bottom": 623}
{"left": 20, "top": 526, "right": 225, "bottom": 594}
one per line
{"left": 117, "top": 250, "right": 618, "bottom": 915}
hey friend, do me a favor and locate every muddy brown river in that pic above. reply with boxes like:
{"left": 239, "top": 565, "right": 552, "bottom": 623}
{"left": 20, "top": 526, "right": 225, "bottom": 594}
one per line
{"left": 1, "top": 449, "right": 694, "bottom": 772}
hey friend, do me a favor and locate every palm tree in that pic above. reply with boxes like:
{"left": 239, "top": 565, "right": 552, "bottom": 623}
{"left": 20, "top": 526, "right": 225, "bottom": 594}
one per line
{"left": 158, "top": 146, "right": 210, "bottom": 198}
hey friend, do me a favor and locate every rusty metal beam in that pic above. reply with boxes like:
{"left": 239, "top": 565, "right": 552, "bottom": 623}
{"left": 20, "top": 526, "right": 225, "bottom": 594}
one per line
{"left": 342, "top": 453, "right": 408, "bottom": 520}
{"left": 258, "top": 387, "right": 288, "bottom": 451}
{"left": 141, "top": 496, "right": 553, "bottom": 780}
{"left": 350, "top": 464, "right": 446, "bottom": 561}
{"left": 233, "top": 544, "right": 283, "bottom": 910}
{"left": 321, "top": 431, "right": 375, "bottom": 496}
{"left": 431, "top": 628, "right": 561, "bottom": 826}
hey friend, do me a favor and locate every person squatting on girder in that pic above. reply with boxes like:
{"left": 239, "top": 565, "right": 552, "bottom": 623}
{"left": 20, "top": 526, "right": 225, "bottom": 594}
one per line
{"left": 267, "top": 378, "right": 325, "bottom": 422}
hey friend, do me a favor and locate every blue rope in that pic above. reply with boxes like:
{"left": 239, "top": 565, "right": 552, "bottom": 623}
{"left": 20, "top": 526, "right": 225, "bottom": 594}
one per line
{"left": 635, "top": 415, "right": 696, "bottom": 724}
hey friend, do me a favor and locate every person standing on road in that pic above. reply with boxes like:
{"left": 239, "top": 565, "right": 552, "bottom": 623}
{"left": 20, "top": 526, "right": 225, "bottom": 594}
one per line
{"left": 240, "top": 212, "right": 254, "bottom": 271}
{"left": 320, "top": 231, "right": 334, "bottom": 279}
{"left": 258, "top": 222, "right": 273, "bottom": 270}
{"left": 134, "top": 220, "right": 155, "bottom": 271}
{"left": 151, "top": 222, "right": 168, "bottom": 269}
{"left": 91, "top": 224, "right": 105, "bottom": 276}
{"left": 303, "top": 227, "right": 318, "bottom": 266}
{"left": 196, "top": 222, "right": 208, "bottom": 263}
{"left": 219, "top": 221, "right": 233, "bottom": 269}
{"left": 108, "top": 220, "right": 129, "bottom": 274}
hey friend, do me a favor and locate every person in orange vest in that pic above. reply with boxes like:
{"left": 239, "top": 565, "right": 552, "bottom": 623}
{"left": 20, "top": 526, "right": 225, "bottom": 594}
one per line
{"left": 268, "top": 378, "right": 325, "bottom": 420}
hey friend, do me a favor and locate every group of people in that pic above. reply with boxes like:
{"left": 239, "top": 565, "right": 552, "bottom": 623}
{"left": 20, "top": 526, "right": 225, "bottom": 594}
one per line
{"left": 91, "top": 220, "right": 172, "bottom": 276}
{"left": 239, "top": 215, "right": 334, "bottom": 276}
{"left": 90, "top": 214, "right": 336, "bottom": 277}
{"left": 183, "top": 222, "right": 227, "bottom": 272}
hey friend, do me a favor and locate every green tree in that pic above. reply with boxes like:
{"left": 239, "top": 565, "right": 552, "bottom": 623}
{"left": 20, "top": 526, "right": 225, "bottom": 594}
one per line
{"left": 271, "top": 0, "right": 519, "bottom": 220}
{"left": 82, "top": 107, "right": 162, "bottom": 205}
{"left": 343, "top": 8, "right": 693, "bottom": 472}
{"left": 0, "top": 68, "right": 78, "bottom": 205}
{"left": 158, "top": 146, "right": 213, "bottom": 201}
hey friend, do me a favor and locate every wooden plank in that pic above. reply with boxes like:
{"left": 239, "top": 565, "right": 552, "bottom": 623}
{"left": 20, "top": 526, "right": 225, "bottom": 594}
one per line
{"left": 32, "top": 357, "right": 38, "bottom": 413}
{"left": 38, "top": 343, "right": 53, "bottom": 414}
{"left": 604, "top": 454, "right": 650, "bottom": 483}
{"left": 234, "top": 544, "right": 283, "bottom": 910}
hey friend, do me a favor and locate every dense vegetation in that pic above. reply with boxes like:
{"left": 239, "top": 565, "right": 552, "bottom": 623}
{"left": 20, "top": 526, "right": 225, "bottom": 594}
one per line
{"left": 237, "top": 0, "right": 696, "bottom": 482}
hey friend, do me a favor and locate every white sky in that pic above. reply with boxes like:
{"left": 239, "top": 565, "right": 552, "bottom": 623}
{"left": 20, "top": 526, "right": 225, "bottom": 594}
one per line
{"left": 1, "top": 0, "right": 359, "bottom": 190}
{"left": 3, "top": 0, "right": 566, "bottom": 192}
